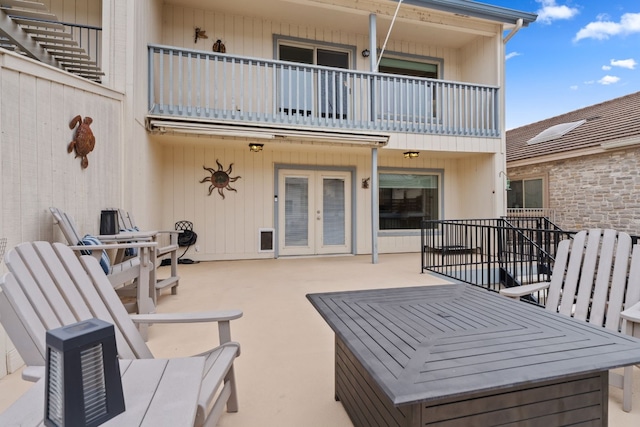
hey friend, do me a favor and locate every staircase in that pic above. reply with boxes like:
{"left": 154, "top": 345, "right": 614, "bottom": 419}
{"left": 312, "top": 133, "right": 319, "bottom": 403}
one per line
{"left": 0, "top": 0, "right": 103, "bottom": 82}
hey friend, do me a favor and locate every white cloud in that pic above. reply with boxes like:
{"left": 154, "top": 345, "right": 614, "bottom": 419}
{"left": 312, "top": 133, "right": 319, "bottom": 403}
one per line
{"left": 602, "top": 65, "right": 612, "bottom": 70}
{"left": 570, "top": 85, "right": 579, "bottom": 90}
{"left": 610, "top": 58, "right": 637, "bottom": 69}
{"left": 598, "top": 75, "right": 621, "bottom": 85}
{"left": 584, "top": 80, "right": 595, "bottom": 85}
{"left": 575, "top": 13, "right": 640, "bottom": 41}
{"left": 505, "top": 52, "right": 521, "bottom": 60}
{"left": 536, "top": 0, "right": 579, "bottom": 24}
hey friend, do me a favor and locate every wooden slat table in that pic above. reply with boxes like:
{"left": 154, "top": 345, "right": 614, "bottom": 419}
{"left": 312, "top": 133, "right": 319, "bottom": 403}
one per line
{"left": 308, "top": 284, "right": 640, "bottom": 427}
{"left": 0, "top": 357, "right": 204, "bottom": 427}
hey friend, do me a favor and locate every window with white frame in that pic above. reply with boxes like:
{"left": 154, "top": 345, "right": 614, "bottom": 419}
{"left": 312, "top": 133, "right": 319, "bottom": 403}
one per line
{"left": 277, "top": 41, "right": 351, "bottom": 118}
{"left": 379, "top": 173, "right": 439, "bottom": 230}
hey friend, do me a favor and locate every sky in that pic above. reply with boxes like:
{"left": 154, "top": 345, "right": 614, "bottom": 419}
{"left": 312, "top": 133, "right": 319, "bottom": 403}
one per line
{"left": 484, "top": 0, "right": 640, "bottom": 129}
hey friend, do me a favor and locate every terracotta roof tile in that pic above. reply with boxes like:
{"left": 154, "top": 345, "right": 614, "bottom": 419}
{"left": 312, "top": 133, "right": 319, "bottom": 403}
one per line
{"left": 506, "top": 91, "right": 640, "bottom": 162}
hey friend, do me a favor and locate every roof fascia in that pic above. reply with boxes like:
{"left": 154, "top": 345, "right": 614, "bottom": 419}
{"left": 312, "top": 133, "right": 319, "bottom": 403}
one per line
{"left": 507, "top": 147, "right": 613, "bottom": 168}
{"left": 399, "top": 0, "right": 537, "bottom": 26}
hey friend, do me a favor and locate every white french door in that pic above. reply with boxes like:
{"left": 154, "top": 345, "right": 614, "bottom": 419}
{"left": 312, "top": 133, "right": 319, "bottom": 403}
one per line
{"left": 278, "top": 170, "right": 351, "bottom": 256}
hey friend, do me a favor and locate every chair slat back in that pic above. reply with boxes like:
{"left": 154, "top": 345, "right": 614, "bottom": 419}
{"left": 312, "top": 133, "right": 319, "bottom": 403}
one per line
{"left": 547, "top": 229, "right": 635, "bottom": 332}
{"left": 76, "top": 248, "right": 152, "bottom": 358}
{"left": 0, "top": 241, "right": 153, "bottom": 368}
{"left": 556, "top": 230, "right": 587, "bottom": 315}
{"left": 624, "top": 245, "right": 640, "bottom": 314}
{"left": 4, "top": 243, "right": 72, "bottom": 330}
{"left": 49, "top": 207, "right": 83, "bottom": 244}
{"left": 593, "top": 230, "right": 632, "bottom": 327}
{"left": 545, "top": 239, "right": 571, "bottom": 310}
{"left": 117, "top": 209, "right": 130, "bottom": 229}
{"left": 117, "top": 209, "right": 136, "bottom": 229}
{"left": 0, "top": 273, "right": 48, "bottom": 366}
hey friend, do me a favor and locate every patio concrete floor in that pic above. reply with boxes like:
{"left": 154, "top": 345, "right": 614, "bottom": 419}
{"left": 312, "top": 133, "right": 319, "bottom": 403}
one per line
{"left": 1, "top": 252, "right": 639, "bottom": 426}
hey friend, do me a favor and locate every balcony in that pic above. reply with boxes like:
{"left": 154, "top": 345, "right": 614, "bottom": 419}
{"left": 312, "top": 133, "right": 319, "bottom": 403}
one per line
{"left": 147, "top": 45, "right": 500, "bottom": 138}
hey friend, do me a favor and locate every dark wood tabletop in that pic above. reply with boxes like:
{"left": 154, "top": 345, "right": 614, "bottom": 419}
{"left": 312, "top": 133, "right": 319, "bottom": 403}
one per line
{"left": 307, "top": 283, "right": 640, "bottom": 407}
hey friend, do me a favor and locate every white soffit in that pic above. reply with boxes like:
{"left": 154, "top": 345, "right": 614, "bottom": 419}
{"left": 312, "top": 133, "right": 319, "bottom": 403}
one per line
{"left": 527, "top": 119, "right": 586, "bottom": 145}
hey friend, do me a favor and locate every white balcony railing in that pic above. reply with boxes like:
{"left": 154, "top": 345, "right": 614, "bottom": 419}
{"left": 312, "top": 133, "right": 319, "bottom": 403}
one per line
{"left": 148, "top": 44, "right": 500, "bottom": 137}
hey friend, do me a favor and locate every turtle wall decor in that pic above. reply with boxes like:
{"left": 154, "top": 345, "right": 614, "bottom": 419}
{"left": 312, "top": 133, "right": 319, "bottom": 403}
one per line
{"left": 68, "top": 115, "right": 95, "bottom": 169}
{"left": 200, "top": 160, "right": 241, "bottom": 199}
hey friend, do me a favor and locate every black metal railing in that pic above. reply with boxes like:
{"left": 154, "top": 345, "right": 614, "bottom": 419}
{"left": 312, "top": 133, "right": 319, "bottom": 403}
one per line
{"left": 421, "top": 218, "right": 572, "bottom": 306}
{"left": 4, "top": 15, "right": 102, "bottom": 81}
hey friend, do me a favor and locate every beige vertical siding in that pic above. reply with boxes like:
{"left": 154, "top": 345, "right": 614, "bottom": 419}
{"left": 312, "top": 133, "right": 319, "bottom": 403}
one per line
{"left": 155, "top": 135, "right": 494, "bottom": 259}
{"left": 160, "top": 5, "right": 464, "bottom": 75}
{"left": 0, "top": 53, "right": 124, "bottom": 245}
{"left": 42, "top": 0, "right": 102, "bottom": 26}
{"left": 0, "top": 51, "right": 124, "bottom": 375}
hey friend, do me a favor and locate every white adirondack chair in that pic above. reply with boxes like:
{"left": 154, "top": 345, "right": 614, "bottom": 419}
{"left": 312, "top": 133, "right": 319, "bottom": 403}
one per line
{"left": 0, "top": 241, "right": 241, "bottom": 427}
{"left": 116, "top": 208, "right": 181, "bottom": 302}
{"left": 50, "top": 206, "right": 178, "bottom": 305}
{"left": 500, "top": 229, "right": 640, "bottom": 412}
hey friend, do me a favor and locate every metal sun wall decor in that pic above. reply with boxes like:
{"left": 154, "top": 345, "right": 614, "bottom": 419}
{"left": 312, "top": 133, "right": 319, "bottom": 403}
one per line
{"left": 200, "top": 160, "right": 241, "bottom": 199}
{"left": 68, "top": 115, "right": 95, "bottom": 169}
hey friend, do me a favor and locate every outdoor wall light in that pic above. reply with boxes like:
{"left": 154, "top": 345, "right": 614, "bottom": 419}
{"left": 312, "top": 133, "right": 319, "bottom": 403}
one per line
{"left": 361, "top": 49, "right": 370, "bottom": 58}
{"left": 248, "top": 143, "right": 264, "bottom": 152}
{"left": 404, "top": 151, "right": 419, "bottom": 159}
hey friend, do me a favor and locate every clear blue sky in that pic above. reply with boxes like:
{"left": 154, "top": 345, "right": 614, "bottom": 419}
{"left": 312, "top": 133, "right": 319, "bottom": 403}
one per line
{"left": 485, "top": 0, "right": 640, "bottom": 129}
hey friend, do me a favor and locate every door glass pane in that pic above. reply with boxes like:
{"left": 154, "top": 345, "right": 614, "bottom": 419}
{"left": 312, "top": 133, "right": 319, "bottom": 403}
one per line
{"left": 285, "top": 177, "right": 309, "bottom": 246}
{"left": 278, "top": 45, "right": 313, "bottom": 116}
{"left": 378, "top": 57, "right": 437, "bottom": 121}
{"left": 280, "top": 45, "right": 314, "bottom": 64}
{"left": 317, "top": 49, "right": 349, "bottom": 119}
{"left": 323, "top": 178, "right": 345, "bottom": 245}
{"left": 317, "top": 49, "right": 348, "bottom": 69}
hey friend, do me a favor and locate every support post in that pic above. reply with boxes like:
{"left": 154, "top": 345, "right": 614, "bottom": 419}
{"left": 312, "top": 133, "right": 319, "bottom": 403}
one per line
{"left": 371, "top": 147, "right": 379, "bottom": 264}
{"left": 369, "top": 13, "right": 377, "bottom": 72}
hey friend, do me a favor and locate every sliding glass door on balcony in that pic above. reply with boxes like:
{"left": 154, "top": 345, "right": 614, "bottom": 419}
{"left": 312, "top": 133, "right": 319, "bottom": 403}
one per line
{"left": 375, "top": 56, "right": 438, "bottom": 124}
{"left": 278, "top": 45, "right": 349, "bottom": 120}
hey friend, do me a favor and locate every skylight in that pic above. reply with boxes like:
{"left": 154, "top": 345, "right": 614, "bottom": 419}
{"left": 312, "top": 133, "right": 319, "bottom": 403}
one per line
{"left": 527, "top": 120, "right": 586, "bottom": 144}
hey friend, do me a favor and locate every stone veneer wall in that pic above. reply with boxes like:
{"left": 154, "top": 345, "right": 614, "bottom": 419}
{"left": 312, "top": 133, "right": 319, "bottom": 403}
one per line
{"left": 508, "top": 147, "right": 640, "bottom": 235}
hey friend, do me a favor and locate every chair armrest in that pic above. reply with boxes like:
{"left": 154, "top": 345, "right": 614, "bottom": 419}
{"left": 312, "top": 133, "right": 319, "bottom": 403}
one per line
{"left": 153, "top": 230, "right": 182, "bottom": 248}
{"left": 22, "top": 366, "right": 45, "bottom": 382}
{"left": 98, "top": 231, "right": 157, "bottom": 242}
{"left": 69, "top": 241, "right": 158, "bottom": 251}
{"left": 154, "top": 230, "right": 181, "bottom": 236}
{"left": 130, "top": 310, "right": 243, "bottom": 344}
{"left": 621, "top": 301, "right": 640, "bottom": 339}
{"left": 500, "top": 281, "right": 551, "bottom": 299}
{"left": 621, "top": 301, "right": 640, "bottom": 324}
{"left": 130, "top": 310, "right": 243, "bottom": 324}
